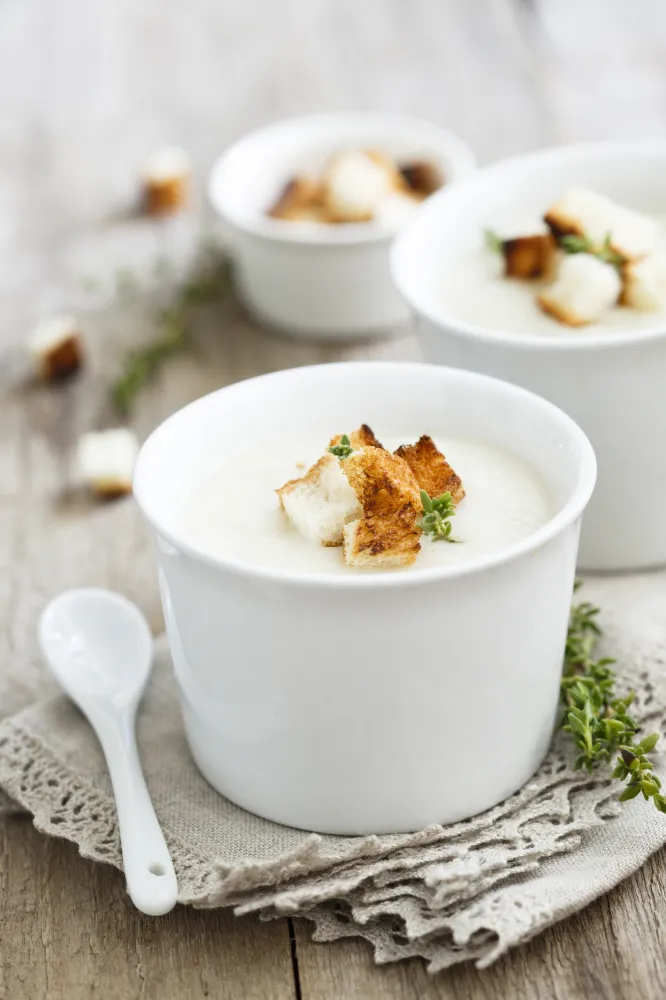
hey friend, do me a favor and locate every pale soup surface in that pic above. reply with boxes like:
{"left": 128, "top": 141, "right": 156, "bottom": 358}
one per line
{"left": 176, "top": 432, "right": 553, "bottom": 575}
{"left": 437, "top": 220, "right": 666, "bottom": 338}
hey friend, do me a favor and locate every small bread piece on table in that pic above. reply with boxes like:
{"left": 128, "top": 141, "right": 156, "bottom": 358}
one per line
{"left": 329, "top": 424, "right": 384, "bottom": 451}
{"left": 140, "top": 146, "right": 190, "bottom": 214}
{"left": 29, "top": 316, "right": 84, "bottom": 382}
{"left": 395, "top": 435, "right": 465, "bottom": 504}
{"left": 277, "top": 454, "right": 361, "bottom": 546}
{"left": 537, "top": 253, "right": 621, "bottom": 327}
{"left": 267, "top": 176, "right": 323, "bottom": 221}
{"left": 621, "top": 253, "right": 666, "bottom": 311}
{"left": 342, "top": 448, "right": 422, "bottom": 568}
{"left": 501, "top": 234, "right": 558, "bottom": 280}
{"left": 399, "top": 160, "right": 443, "bottom": 197}
{"left": 322, "top": 150, "right": 398, "bottom": 223}
{"left": 77, "top": 429, "right": 139, "bottom": 500}
{"left": 544, "top": 187, "right": 658, "bottom": 262}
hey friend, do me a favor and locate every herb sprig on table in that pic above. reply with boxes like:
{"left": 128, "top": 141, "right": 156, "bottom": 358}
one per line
{"left": 419, "top": 490, "right": 457, "bottom": 542}
{"left": 561, "top": 590, "right": 666, "bottom": 811}
{"left": 111, "top": 244, "right": 232, "bottom": 415}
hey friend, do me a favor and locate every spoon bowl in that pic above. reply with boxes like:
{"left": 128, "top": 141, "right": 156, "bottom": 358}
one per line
{"left": 39, "top": 589, "right": 153, "bottom": 709}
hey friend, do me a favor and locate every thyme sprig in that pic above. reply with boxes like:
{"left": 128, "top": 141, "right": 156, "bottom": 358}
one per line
{"left": 561, "top": 591, "right": 666, "bottom": 811}
{"left": 559, "top": 231, "right": 624, "bottom": 268}
{"left": 329, "top": 434, "right": 354, "bottom": 460}
{"left": 111, "top": 244, "right": 231, "bottom": 415}
{"left": 484, "top": 228, "right": 504, "bottom": 253}
{"left": 419, "top": 489, "right": 457, "bottom": 542}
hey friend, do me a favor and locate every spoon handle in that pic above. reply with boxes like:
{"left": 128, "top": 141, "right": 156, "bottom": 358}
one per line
{"left": 93, "top": 709, "right": 178, "bottom": 916}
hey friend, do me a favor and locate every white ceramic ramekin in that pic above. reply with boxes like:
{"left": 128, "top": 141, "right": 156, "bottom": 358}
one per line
{"left": 133, "top": 362, "right": 595, "bottom": 835}
{"left": 208, "top": 113, "right": 475, "bottom": 341}
{"left": 392, "top": 142, "right": 666, "bottom": 572}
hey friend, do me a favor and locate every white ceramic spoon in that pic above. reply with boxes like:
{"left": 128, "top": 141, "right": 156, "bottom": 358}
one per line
{"left": 39, "top": 588, "right": 178, "bottom": 916}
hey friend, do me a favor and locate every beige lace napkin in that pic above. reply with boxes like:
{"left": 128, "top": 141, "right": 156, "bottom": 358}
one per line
{"left": 1, "top": 573, "right": 665, "bottom": 972}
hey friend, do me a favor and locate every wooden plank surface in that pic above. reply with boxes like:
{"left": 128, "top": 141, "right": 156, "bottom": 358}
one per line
{"left": 2, "top": 0, "right": 666, "bottom": 997}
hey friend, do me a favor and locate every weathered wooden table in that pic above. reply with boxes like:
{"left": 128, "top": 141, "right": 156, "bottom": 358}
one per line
{"left": 2, "top": 1, "right": 666, "bottom": 996}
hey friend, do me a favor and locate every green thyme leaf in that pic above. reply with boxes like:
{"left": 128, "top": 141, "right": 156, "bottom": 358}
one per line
{"left": 110, "top": 244, "right": 231, "bottom": 415}
{"left": 329, "top": 434, "right": 354, "bottom": 460}
{"left": 560, "top": 587, "right": 663, "bottom": 811}
{"left": 418, "top": 489, "right": 458, "bottom": 542}
{"left": 559, "top": 230, "right": 624, "bottom": 268}
{"left": 484, "top": 228, "right": 504, "bottom": 254}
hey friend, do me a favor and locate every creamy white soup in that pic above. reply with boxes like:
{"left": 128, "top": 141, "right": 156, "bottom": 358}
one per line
{"left": 176, "top": 433, "right": 553, "bottom": 574}
{"left": 438, "top": 241, "right": 666, "bottom": 338}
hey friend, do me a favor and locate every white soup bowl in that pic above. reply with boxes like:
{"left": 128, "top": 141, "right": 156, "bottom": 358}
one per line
{"left": 208, "top": 112, "right": 475, "bottom": 341}
{"left": 133, "top": 362, "right": 595, "bottom": 835}
{"left": 392, "top": 141, "right": 666, "bottom": 571}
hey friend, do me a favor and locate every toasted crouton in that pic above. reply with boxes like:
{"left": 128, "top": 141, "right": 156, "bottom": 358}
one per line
{"left": 342, "top": 448, "right": 422, "bottom": 568}
{"left": 322, "top": 150, "right": 397, "bottom": 223}
{"left": 267, "top": 176, "right": 323, "bottom": 221}
{"left": 620, "top": 253, "right": 666, "bottom": 311}
{"left": 394, "top": 435, "right": 465, "bottom": 504}
{"left": 277, "top": 454, "right": 361, "bottom": 546}
{"left": 502, "top": 234, "right": 558, "bottom": 281}
{"left": 537, "top": 253, "right": 621, "bottom": 327}
{"left": 399, "top": 160, "right": 443, "bottom": 197}
{"left": 140, "top": 146, "right": 190, "bottom": 215}
{"left": 77, "top": 428, "right": 138, "bottom": 500}
{"left": 29, "top": 316, "right": 84, "bottom": 382}
{"left": 329, "top": 425, "right": 384, "bottom": 451}
{"left": 544, "top": 188, "right": 657, "bottom": 262}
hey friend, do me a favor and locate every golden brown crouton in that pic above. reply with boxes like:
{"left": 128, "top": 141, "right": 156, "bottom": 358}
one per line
{"left": 77, "top": 429, "right": 138, "bottom": 501}
{"left": 140, "top": 147, "right": 190, "bottom": 215}
{"left": 342, "top": 448, "right": 422, "bottom": 568}
{"left": 544, "top": 188, "right": 657, "bottom": 262}
{"left": 268, "top": 176, "right": 323, "bottom": 221}
{"left": 399, "top": 160, "right": 443, "bottom": 197}
{"left": 394, "top": 435, "right": 465, "bottom": 504}
{"left": 29, "top": 317, "right": 84, "bottom": 382}
{"left": 502, "top": 234, "right": 558, "bottom": 281}
{"left": 536, "top": 294, "right": 589, "bottom": 328}
{"left": 277, "top": 454, "right": 361, "bottom": 546}
{"left": 536, "top": 253, "right": 621, "bottom": 327}
{"left": 329, "top": 424, "right": 384, "bottom": 451}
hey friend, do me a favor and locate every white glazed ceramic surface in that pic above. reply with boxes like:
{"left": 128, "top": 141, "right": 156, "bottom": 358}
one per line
{"left": 133, "top": 362, "right": 595, "bottom": 835}
{"left": 39, "top": 589, "right": 178, "bottom": 916}
{"left": 208, "top": 113, "right": 475, "bottom": 340}
{"left": 392, "top": 142, "right": 666, "bottom": 571}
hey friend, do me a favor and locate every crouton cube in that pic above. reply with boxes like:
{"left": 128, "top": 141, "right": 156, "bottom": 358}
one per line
{"left": 329, "top": 425, "right": 384, "bottom": 451}
{"left": 29, "top": 316, "right": 84, "bottom": 382}
{"left": 77, "top": 429, "right": 139, "bottom": 499}
{"left": 537, "top": 253, "right": 621, "bottom": 327}
{"left": 621, "top": 253, "right": 666, "bottom": 311}
{"left": 140, "top": 146, "right": 190, "bottom": 214}
{"left": 277, "top": 454, "right": 361, "bottom": 546}
{"left": 399, "top": 160, "right": 443, "bottom": 197}
{"left": 394, "top": 435, "right": 465, "bottom": 504}
{"left": 501, "top": 234, "right": 559, "bottom": 281}
{"left": 342, "top": 448, "right": 422, "bottom": 568}
{"left": 544, "top": 188, "right": 657, "bottom": 262}
{"left": 267, "top": 176, "right": 324, "bottom": 222}
{"left": 322, "top": 150, "right": 398, "bottom": 223}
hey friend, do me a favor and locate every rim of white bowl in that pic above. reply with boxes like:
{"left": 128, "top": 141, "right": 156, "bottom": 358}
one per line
{"left": 133, "top": 362, "right": 597, "bottom": 590}
{"left": 207, "top": 111, "right": 477, "bottom": 247}
{"left": 392, "top": 140, "right": 666, "bottom": 351}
